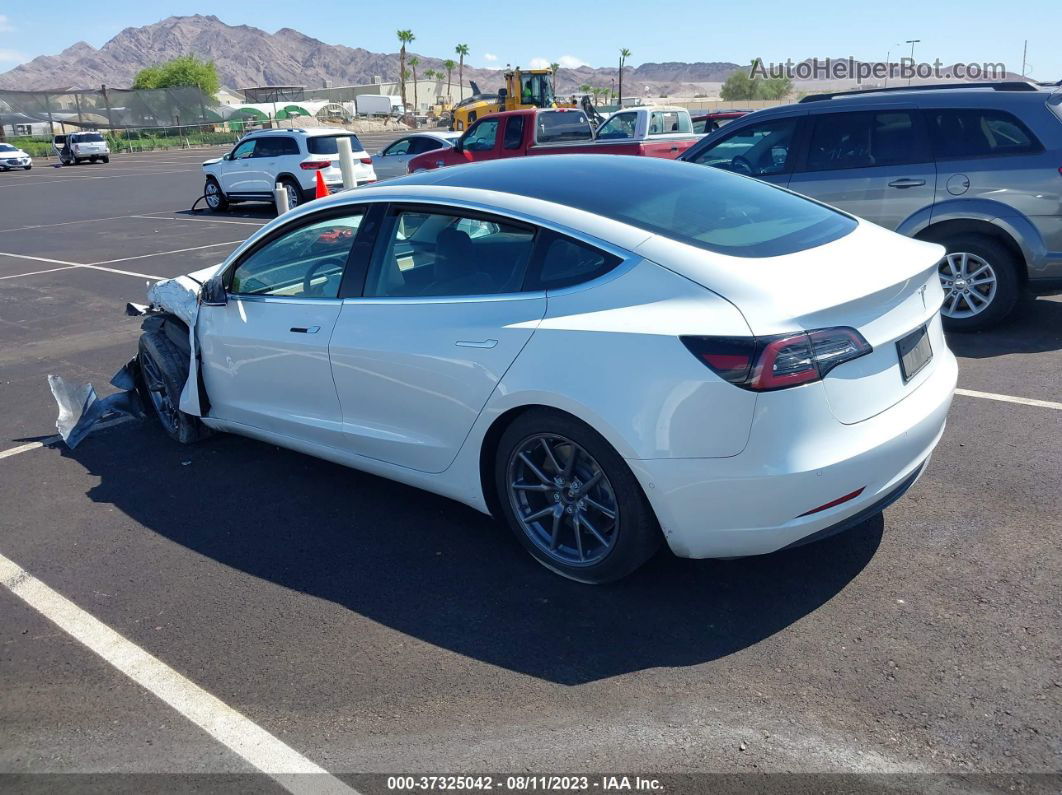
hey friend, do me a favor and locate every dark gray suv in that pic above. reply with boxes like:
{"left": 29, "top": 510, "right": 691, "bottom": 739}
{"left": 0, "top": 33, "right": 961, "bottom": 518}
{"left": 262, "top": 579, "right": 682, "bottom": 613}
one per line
{"left": 682, "top": 82, "right": 1062, "bottom": 330}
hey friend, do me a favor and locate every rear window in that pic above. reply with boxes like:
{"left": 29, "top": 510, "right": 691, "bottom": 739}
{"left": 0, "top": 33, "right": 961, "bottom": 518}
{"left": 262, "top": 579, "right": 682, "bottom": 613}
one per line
{"left": 649, "top": 111, "right": 692, "bottom": 135}
{"left": 75, "top": 133, "right": 105, "bottom": 143}
{"left": 307, "top": 134, "right": 365, "bottom": 155}
{"left": 926, "top": 108, "right": 1041, "bottom": 159}
{"left": 535, "top": 111, "right": 593, "bottom": 144}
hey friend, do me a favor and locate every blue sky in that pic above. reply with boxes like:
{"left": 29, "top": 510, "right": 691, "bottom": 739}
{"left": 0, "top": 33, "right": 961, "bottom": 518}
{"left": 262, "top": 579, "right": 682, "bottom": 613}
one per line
{"left": 0, "top": 2, "right": 1058, "bottom": 80}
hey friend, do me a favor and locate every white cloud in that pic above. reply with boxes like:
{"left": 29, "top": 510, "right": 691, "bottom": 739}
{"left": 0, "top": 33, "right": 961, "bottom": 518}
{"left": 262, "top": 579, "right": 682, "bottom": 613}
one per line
{"left": 483, "top": 52, "right": 498, "bottom": 62}
{"left": 557, "top": 55, "right": 589, "bottom": 69}
{"left": 0, "top": 49, "right": 26, "bottom": 63}
{"left": 529, "top": 55, "right": 591, "bottom": 70}
{"left": 0, "top": 15, "right": 14, "bottom": 33}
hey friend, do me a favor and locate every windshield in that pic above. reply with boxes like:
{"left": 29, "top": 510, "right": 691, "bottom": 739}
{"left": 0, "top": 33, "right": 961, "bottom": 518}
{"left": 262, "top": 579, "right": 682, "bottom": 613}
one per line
{"left": 519, "top": 73, "right": 555, "bottom": 108}
{"left": 307, "top": 134, "right": 365, "bottom": 155}
{"left": 0, "top": 144, "right": 16, "bottom": 152}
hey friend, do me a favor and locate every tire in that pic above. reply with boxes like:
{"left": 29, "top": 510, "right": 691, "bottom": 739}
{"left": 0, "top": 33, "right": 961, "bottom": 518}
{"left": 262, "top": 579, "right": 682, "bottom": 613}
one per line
{"left": 101, "top": 156, "right": 109, "bottom": 164}
{"left": 90, "top": 156, "right": 98, "bottom": 163}
{"left": 24, "top": 165, "right": 31, "bottom": 170}
{"left": 494, "top": 409, "right": 661, "bottom": 584}
{"left": 203, "top": 177, "right": 228, "bottom": 211}
{"left": 278, "top": 177, "right": 302, "bottom": 211}
{"left": 934, "top": 235, "right": 1021, "bottom": 332}
{"left": 137, "top": 330, "right": 210, "bottom": 445}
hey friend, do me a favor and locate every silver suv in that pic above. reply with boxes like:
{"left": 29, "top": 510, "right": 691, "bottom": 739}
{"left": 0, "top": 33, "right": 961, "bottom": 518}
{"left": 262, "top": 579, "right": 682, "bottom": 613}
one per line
{"left": 682, "top": 82, "right": 1062, "bottom": 330}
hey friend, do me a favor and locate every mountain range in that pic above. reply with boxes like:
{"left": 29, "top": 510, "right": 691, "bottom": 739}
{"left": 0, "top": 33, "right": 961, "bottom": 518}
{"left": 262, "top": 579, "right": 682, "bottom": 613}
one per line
{"left": 0, "top": 15, "right": 1023, "bottom": 97}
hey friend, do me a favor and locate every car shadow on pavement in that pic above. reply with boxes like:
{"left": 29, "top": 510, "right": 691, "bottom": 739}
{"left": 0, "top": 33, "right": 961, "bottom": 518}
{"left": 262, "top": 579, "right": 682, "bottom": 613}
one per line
{"left": 64, "top": 424, "right": 882, "bottom": 686}
{"left": 945, "top": 295, "right": 1062, "bottom": 358}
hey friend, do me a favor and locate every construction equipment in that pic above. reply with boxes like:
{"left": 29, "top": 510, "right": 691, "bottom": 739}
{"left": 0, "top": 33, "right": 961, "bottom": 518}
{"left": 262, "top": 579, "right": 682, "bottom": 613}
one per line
{"left": 450, "top": 67, "right": 567, "bottom": 131}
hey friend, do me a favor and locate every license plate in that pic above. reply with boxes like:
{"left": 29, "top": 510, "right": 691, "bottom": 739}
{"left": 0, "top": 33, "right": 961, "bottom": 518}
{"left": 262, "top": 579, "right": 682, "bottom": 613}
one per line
{"left": 896, "top": 325, "right": 932, "bottom": 382}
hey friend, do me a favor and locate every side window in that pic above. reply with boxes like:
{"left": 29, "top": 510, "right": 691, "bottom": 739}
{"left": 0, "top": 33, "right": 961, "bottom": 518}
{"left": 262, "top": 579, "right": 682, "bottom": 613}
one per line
{"left": 926, "top": 108, "right": 1041, "bottom": 159}
{"left": 504, "top": 116, "right": 525, "bottom": 149}
{"left": 805, "top": 111, "right": 928, "bottom": 171}
{"left": 462, "top": 119, "right": 500, "bottom": 152}
{"left": 597, "top": 112, "right": 638, "bottom": 139}
{"left": 231, "top": 140, "right": 256, "bottom": 160}
{"left": 526, "top": 231, "right": 622, "bottom": 291}
{"left": 230, "top": 214, "right": 364, "bottom": 299}
{"left": 688, "top": 117, "right": 798, "bottom": 177}
{"left": 649, "top": 111, "right": 692, "bottom": 135}
{"left": 277, "top": 136, "right": 300, "bottom": 155}
{"left": 536, "top": 111, "right": 594, "bottom": 143}
{"left": 384, "top": 138, "right": 412, "bottom": 156}
{"left": 254, "top": 137, "right": 280, "bottom": 157}
{"left": 365, "top": 209, "right": 536, "bottom": 298}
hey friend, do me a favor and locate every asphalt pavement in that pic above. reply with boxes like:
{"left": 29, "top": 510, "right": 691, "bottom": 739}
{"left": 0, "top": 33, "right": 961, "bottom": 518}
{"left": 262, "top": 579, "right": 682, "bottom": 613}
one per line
{"left": 0, "top": 146, "right": 1059, "bottom": 794}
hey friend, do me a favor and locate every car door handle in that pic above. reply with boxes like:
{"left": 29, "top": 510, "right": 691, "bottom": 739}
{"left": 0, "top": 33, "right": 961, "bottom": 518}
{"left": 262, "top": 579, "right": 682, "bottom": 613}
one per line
{"left": 290, "top": 326, "right": 321, "bottom": 334}
{"left": 888, "top": 178, "right": 926, "bottom": 188}
{"left": 455, "top": 339, "right": 498, "bottom": 348}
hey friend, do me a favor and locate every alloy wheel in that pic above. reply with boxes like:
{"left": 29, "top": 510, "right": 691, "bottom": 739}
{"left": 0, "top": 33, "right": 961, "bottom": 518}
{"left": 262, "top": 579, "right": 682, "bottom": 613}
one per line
{"left": 205, "top": 181, "right": 221, "bottom": 208}
{"left": 506, "top": 434, "right": 620, "bottom": 567}
{"left": 285, "top": 183, "right": 300, "bottom": 209}
{"left": 939, "top": 252, "right": 997, "bottom": 319}
{"left": 140, "top": 354, "right": 179, "bottom": 434}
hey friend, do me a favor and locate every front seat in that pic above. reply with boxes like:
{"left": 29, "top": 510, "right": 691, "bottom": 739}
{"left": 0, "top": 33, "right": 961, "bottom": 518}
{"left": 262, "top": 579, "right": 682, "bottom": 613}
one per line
{"left": 427, "top": 227, "right": 493, "bottom": 296}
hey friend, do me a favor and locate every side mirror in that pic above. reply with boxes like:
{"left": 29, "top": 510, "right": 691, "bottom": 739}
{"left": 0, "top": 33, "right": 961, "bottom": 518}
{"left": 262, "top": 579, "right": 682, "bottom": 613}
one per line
{"left": 452, "top": 137, "right": 464, "bottom": 152}
{"left": 222, "top": 153, "right": 232, "bottom": 161}
{"left": 200, "top": 274, "right": 227, "bottom": 307}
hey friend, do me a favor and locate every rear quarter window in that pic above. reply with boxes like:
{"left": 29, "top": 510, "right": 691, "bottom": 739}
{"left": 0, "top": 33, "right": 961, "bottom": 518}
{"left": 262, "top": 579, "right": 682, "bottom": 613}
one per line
{"left": 926, "top": 108, "right": 1042, "bottom": 159}
{"left": 307, "top": 134, "right": 365, "bottom": 155}
{"left": 536, "top": 111, "right": 594, "bottom": 144}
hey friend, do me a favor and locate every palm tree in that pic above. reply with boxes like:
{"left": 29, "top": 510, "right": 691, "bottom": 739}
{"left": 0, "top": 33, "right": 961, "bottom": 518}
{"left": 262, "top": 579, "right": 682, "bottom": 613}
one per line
{"left": 455, "top": 43, "right": 470, "bottom": 100}
{"left": 409, "top": 56, "right": 420, "bottom": 112}
{"left": 618, "top": 48, "right": 631, "bottom": 107}
{"left": 396, "top": 29, "right": 415, "bottom": 112}
{"left": 579, "top": 83, "right": 592, "bottom": 95}
{"left": 443, "top": 59, "right": 456, "bottom": 103}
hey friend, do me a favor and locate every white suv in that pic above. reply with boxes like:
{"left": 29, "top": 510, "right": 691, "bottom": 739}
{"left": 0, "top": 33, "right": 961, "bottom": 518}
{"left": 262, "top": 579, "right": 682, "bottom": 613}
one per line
{"left": 53, "top": 131, "right": 110, "bottom": 165}
{"left": 202, "top": 129, "right": 377, "bottom": 212}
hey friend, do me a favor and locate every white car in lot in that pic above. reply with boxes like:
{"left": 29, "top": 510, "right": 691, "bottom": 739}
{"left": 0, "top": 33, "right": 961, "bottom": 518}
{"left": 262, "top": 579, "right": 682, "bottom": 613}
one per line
{"left": 140, "top": 155, "right": 956, "bottom": 583}
{"left": 202, "top": 128, "right": 377, "bottom": 212}
{"left": 370, "top": 131, "right": 461, "bottom": 180}
{"left": 0, "top": 142, "right": 32, "bottom": 170}
{"left": 53, "top": 131, "right": 110, "bottom": 164}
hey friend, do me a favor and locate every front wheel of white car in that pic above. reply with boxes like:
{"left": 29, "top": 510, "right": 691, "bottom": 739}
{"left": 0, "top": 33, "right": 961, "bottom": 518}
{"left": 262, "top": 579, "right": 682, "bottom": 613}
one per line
{"left": 137, "top": 328, "right": 210, "bottom": 445}
{"left": 495, "top": 409, "right": 661, "bottom": 584}
{"left": 203, "top": 178, "right": 228, "bottom": 211}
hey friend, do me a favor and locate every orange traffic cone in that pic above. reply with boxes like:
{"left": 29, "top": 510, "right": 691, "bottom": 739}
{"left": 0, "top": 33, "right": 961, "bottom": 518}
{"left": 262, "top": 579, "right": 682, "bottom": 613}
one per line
{"left": 315, "top": 169, "right": 328, "bottom": 199}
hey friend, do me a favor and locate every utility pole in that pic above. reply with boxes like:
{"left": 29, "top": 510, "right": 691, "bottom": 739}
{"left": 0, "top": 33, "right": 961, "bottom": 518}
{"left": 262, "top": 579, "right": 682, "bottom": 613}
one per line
{"left": 905, "top": 39, "right": 920, "bottom": 86}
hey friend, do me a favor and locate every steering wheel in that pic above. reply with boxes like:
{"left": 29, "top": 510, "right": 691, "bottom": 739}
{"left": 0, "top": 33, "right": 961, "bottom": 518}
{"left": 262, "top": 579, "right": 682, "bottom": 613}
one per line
{"left": 302, "top": 257, "right": 343, "bottom": 296}
{"left": 730, "top": 155, "right": 755, "bottom": 176}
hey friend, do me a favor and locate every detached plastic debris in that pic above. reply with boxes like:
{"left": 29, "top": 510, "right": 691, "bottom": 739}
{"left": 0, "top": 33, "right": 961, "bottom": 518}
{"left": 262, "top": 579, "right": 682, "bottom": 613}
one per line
{"left": 48, "top": 359, "right": 146, "bottom": 449}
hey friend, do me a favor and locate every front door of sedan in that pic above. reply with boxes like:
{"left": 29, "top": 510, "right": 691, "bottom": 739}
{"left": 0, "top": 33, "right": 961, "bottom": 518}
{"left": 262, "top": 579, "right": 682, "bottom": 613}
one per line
{"left": 786, "top": 109, "right": 936, "bottom": 230}
{"left": 198, "top": 209, "right": 368, "bottom": 447}
{"left": 328, "top": 204, "right": 546, "bottom": 473}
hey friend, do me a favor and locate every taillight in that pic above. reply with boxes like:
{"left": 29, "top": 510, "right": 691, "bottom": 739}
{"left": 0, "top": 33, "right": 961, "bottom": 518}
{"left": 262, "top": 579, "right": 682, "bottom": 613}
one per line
{"left": 360, "top": 157, "right": 373, "bottom": 164}
{"left": 681, "top": 327, "right": 872, "bottom": 392}
{"left": 299, "top": 160, "right": 330, "bottom": 170}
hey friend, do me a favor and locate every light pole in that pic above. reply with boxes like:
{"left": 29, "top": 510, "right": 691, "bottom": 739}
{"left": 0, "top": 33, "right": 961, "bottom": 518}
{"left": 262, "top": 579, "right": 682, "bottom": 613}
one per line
{"left": 905, "top": 39, "right": 920, "bottom": 86}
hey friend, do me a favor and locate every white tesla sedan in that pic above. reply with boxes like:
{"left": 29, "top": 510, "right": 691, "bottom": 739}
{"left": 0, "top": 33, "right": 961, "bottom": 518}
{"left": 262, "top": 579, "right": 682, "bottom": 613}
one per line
{"left": 139, "top": 155, "right": 957, "bottom": 583}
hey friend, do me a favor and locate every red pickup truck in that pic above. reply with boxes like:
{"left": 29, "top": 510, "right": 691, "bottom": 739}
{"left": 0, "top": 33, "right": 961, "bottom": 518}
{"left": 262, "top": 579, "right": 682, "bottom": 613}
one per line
{"left": 405, "top": 107, "right": 699, "bottom": 174}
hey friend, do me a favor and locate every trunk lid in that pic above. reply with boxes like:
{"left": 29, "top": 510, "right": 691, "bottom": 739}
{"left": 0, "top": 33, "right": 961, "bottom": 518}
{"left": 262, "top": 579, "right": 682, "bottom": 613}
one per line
{"left": 638, "top": 221, "right": 947, "bottom": 423}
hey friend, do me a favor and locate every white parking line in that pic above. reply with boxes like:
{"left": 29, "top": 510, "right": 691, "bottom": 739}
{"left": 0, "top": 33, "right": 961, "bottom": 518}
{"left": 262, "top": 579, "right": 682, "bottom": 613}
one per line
{"left": 90, "top": 240, "right": 243, "bottom": 266}
{"left": 0, "top": 438, "right": 57, "bottom": 459}
{"left": 132, "top": 214, "right": 268, "bottom": 227}
{"left": 80, "top": 264, "right": 163, "bottom": 280}
{"left": 0, "top": 550, "right": 356, "bottom": 795}
{"left": 0, "top": 265, "right": 78, "bottom": 281}
{"left": 0, "top": 251, "right": 81, "bottom": 267}
{"left": 955, "top": 388, "right": 1062, "bottom": 411}
{"left": 0, "top": 169, "right": 192, "bottom": 188}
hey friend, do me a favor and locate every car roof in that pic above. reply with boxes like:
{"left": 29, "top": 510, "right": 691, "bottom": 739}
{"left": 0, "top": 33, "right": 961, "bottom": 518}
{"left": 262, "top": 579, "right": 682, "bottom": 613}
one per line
{"left": 245, "top": 127, "right": 358, "bottom": 137}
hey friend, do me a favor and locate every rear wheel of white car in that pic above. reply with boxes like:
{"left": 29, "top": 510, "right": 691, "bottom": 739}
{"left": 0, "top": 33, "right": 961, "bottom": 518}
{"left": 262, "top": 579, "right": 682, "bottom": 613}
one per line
{"left": 495, "top": 409, "right": 661, "bottom": 584}
{"left": 204, "top": 177, "right": 228, "bottom": 211}
{"left": 936, "top": 235, "right": 1020, "bottom": 331}
{"left": 101, "top": 155, "right": 109, "bottom": 164}
{"left": 137, "top": 330, "right": 209, "bottom": 445}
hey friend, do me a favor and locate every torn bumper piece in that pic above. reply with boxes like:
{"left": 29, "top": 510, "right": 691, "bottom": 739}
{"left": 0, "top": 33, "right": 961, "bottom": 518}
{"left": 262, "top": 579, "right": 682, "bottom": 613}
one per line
{"left": 48, "top": 359, "right": 146, "bottom": 448}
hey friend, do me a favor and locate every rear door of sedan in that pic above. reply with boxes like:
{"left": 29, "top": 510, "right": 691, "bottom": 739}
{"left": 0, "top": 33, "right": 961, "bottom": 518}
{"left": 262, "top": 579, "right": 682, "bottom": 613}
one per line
{"left": 328, "top": 202, "right": 546, "bottom": 473}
